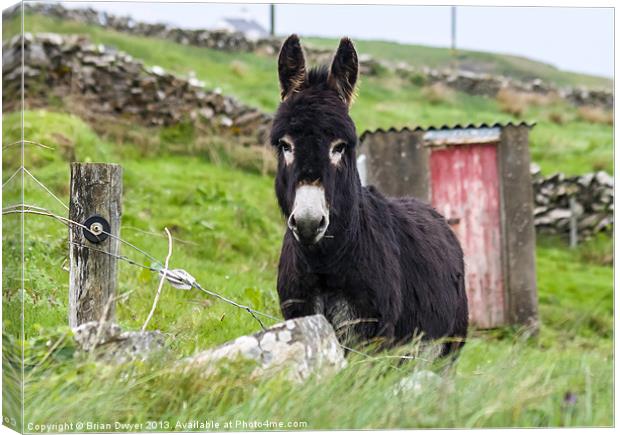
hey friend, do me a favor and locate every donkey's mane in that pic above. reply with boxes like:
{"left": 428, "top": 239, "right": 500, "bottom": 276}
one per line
{"left": 306, "top": 65, "right": 330, "bottom": 87}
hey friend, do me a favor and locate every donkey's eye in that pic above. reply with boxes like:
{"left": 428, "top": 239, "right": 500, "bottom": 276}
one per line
{"left": 278, "top": 139, "right": 292, "bottom": 153}
{"left": 332, "top": 141, "right": 346, "bottom": 154}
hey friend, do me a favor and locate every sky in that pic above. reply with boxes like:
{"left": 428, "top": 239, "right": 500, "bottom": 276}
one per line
{"left": 60, "top": 1, "right": 613, "bottom": 78}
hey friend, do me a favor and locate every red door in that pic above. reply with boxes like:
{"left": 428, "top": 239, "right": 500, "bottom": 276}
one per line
{"left": 429, "top": 143, "right": 505, "bottom": 328}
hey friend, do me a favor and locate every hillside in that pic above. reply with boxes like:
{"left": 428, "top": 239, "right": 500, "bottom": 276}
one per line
{"left": 5, "top": 4, "right": 613, "bottom": 91}
{"left": 3, "top": 12, "right": 615, "bottom": 175}
{"left": 305, "top": 37, "right": 613, "bottom": 90}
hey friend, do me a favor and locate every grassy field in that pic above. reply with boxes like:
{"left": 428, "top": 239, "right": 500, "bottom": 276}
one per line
{"left": 2, "top": 109, "right": 613, "bottom": 430}
{"left": 1, "top": 10, "right": 614, "bottom": 430}
{"left": 3, "top": 12, "right": 614, "bottom": 175}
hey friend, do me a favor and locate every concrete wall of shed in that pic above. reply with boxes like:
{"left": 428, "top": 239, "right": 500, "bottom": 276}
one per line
{"left": 498, "top": 125, "right": 539, "bottom": 331}
{"left": 358, "top": 130, "right": 430, "bottom": 201}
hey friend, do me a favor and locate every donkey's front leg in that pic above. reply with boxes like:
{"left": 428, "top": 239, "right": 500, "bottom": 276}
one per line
{"left": 372, "top": 284, "right": 402, "bottom": 348}
{"left": 277, "top": 272, "right": 317, "bottom": 319}
{"left": 278, "top": 292, "right": 315, "bottom": 319}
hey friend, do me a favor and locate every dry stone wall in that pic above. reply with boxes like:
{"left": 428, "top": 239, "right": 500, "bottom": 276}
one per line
{"left": 2, "top": 32, "right": 272, "bottom": 142}
{"left": 7, "top": 2, "right": 611, "bottom": 108}
{"left": 405, "top": 66, "right": 613, "bottom": 109}
{"left": 531, "top": 165, "right": 613, "bottom": 239}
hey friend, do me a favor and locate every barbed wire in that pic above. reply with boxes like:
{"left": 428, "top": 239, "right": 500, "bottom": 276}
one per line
{"left": 2, "top": 166, "right": 22, "bottom": 189}
{"left": 6, "top": 204, "right": 434, "bottom": 366}
{"left": 122, "top": 225, "right": 198, "bottom": 246}
{"left": 4, "top": 204, "right": 161, "bottom": 265}
{"left": 23, "top": 168, "right": 69, "bottom": 211}
{"left": 3, "top": 204, "right": 278, "bottom": 330}
{"left": 3, "top": 139, "right": 56, "bottom": 151}
{"left": 3, "top": 166, "right": 437, "bottom": 364}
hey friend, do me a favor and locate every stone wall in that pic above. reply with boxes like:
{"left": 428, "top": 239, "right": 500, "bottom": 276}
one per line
{"left": 2, "top": 32, "right": 272, "bottom": 143}
{"left": 5, "top": 2, "right": 378, "bottom": 76}
{"left": 407, "top": 67, "right": 613, "bottom": 109}
{"left": 531, "top": 165, "right": 613, "bottom": 239}
{"left": 7, "top": 2, "right": 611, "bottom": 109}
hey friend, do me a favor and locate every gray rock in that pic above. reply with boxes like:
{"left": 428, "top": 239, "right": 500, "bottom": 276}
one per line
{"left": 393, "top": 370, "right": 442, "bottom": 396}
{"left": 595, "top": 217, "right": 613, "bottom": 232}
{"left": 26, "top": 44, "right": 49, "bottom": 67}
{"left": 545, "top": 208, "right": 572, "bottom": 220}
{"left": 578, "top": 213, "right": 605, "bottom": 230}
{"left": 578, "top": 173, "right": 595, "bottom": 188}
{"left": 198, "top": 106, "right": 215, "bottom": 120}
{"left": 595, "top": 171, "right": 614, "bottom": 187}
{"left": 72, "top": 321, "right": 166, "bottom": 364}
{"left": 183, "top": 314, "right": 346, "bottom": 382}
{"left": 533, "top": 206, "right": 549, "bottom": 216}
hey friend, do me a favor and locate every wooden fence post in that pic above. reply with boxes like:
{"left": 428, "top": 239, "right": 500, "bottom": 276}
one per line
{"left": 69, "top": 163, "right": 122, "bottom": 327}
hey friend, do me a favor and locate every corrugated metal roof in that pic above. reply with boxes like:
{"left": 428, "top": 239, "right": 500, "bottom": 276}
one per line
{"left": 423, "top": 127, "right": 502, "bottom": 146}
{"left": 359, "top": 121, "right": 536, "bottom": 142}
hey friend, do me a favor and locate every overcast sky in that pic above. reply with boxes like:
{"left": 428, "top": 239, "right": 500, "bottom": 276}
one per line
{"left": 61, "top": 2, "right": 613, "bottom": 78}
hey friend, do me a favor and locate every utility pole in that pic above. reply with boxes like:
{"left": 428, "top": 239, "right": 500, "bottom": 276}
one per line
{"left": 451, "top": 6, "right": 457, "bottom": 53}
{"left": 450, "top": 6, "right": 457, "bottom": 71}
{"left": 270, "top": 4, "right": 275, "bottom": 37}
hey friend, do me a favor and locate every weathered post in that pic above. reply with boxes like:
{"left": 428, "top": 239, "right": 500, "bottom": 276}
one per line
{"left": 69, "top": 163, "right": 122, "bottom": 327}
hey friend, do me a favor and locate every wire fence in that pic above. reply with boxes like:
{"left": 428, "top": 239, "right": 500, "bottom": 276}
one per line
{"left": 2, "top": 204, "right": 279, "bottom": 330}
{"left": 3, "top": 155, "right": 435, "bottom": 365}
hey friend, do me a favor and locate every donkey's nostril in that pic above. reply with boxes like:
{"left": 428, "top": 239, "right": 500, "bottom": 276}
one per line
{"left": 318, "top": 216, "right": 326, "bottom": 231}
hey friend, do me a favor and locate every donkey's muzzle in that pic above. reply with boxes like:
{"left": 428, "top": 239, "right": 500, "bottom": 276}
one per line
{"left": 288, "top": 213, "right": 328, "bottom": 245}
{"left": 288, "top": 184, "right": 330, "bottom": 245}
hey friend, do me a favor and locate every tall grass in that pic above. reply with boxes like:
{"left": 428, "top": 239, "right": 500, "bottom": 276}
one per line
{"left": 421, "top": 83, "right": 455, "bottom": 105}
{"left": 577, "top": 106, "right": 614, "bottom": 126}
{"left": 15, "top": 333, "right": 612, "bottom": 429}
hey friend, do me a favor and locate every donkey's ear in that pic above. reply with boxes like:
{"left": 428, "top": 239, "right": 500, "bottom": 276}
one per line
{"left": 329, "top": 37, "right": 358, "bottom": 106}
{"left": 278, "top": 34, "right": 306, "bottom": 100}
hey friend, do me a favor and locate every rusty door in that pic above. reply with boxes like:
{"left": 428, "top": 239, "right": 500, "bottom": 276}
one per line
{"left": 429, "top": 143, "right": 505, "bottom": 328}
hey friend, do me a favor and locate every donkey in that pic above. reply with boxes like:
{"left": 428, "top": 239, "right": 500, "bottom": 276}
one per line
{"left": 270, "top": 35, "right": 468, "bottom": 356}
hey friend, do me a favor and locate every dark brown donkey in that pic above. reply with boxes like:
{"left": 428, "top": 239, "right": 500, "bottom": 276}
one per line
{"left": 270, "top": 35, "right": 468, "bottom": 356}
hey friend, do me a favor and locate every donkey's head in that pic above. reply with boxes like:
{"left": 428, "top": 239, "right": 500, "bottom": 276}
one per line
{"left": 271, "top": 35, "right": 360, "bottom": 246}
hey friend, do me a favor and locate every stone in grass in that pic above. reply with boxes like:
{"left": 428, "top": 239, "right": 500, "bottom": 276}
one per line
{"left": 393, "top": 370, "right": 442, "bottom": 396}
{"left": 183, "top": 314, "right": 346, "bottom": 383}
{"left": 72, "top": 321, "right": 166, "bottom": 364}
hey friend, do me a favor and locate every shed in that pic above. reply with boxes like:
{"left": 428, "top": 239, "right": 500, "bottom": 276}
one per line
{"left": 357, "top": 122, "right": 538, "bottom": 330}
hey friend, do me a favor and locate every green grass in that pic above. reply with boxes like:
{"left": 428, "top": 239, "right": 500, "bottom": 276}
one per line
{"left": 2, "top": 110, "right": 613, "bottom": 429}
{"left": 3, "top": 110, "right": 283, "bottom": 349}
{"left": 4, "top": 12, "right": 614, "bottom": 174}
